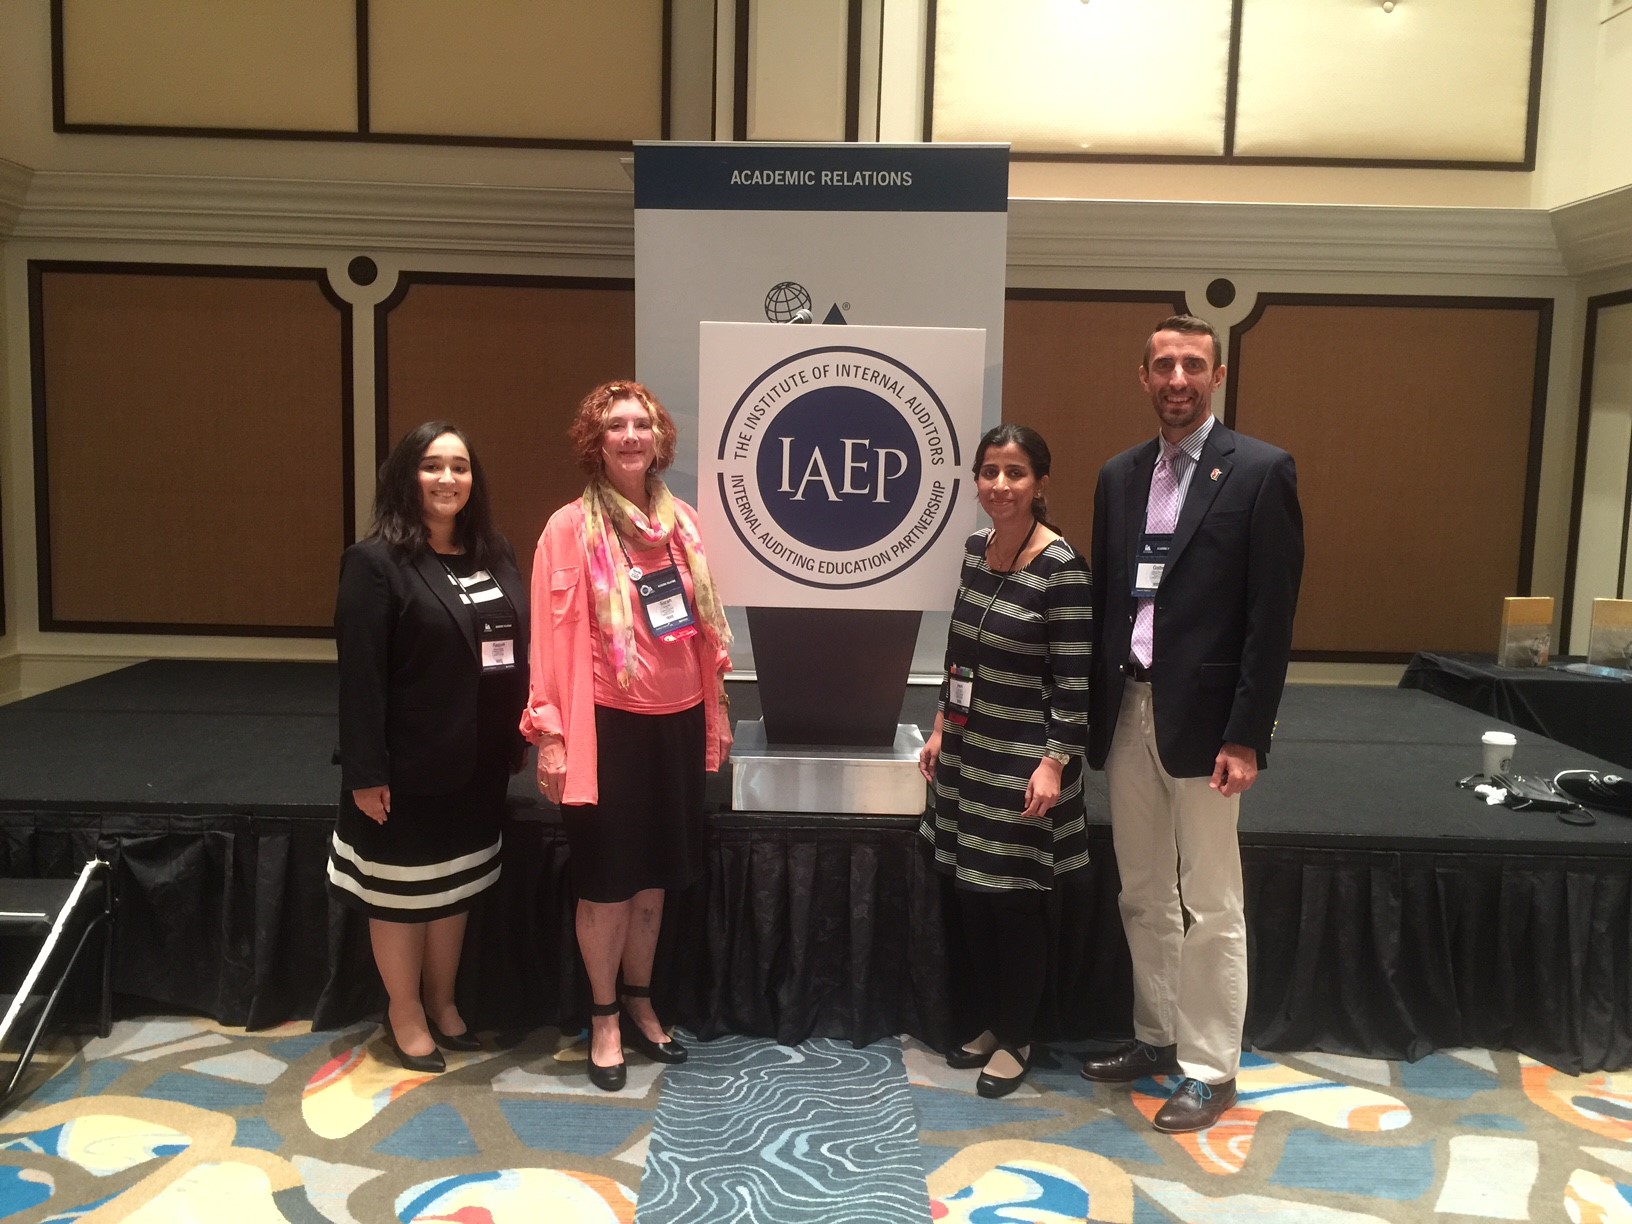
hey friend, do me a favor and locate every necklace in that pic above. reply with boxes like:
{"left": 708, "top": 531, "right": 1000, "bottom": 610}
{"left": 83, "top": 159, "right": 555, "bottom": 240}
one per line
{"left": 986, "top": 518, "right": 1038, "bottom": 574}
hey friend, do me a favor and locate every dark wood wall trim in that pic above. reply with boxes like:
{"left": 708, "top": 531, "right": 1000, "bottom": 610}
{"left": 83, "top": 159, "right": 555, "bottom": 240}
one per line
{"left": 28, "top": 260, "right": 352, "bottom": 638}
{"left": 48, "top": 0, "right": 66, "bottom": 132}
{"left": 372, "top": 272, "right": 636, "bottom": 481}
{"left": 733, "top": 0, "right": 750, "bottom": 141}
{"left": 1524, "top": 0, "right": 1549, "bottom": 170}
{"left": 661, "top": 0, "right": 674, "bottom": 142}
{"left": 844, "top": 0, "right": 862, "bottom": 143}
{"left": 920, "top": 0, "right": 939, "bottom": 143}
{"left": 1519, "top": 298, "right": 1555, "bottom": 598}
{"left": 1222, "top": 0, "right": 1244, "bottom": 158}
{"left": 1006, "top": 287, "right": 1190, "bottom": 312}
{"left": 354, "top": 0, "right": 371, "bottom": 135}
{"left": 922, "top": 0, "right": 1542, "bottom": 171}
{"left": 50, "top": 0, "right": 671, "bottom": 147}
{"left": 1561, "top": 285, "right": 1632, "bottom": 648}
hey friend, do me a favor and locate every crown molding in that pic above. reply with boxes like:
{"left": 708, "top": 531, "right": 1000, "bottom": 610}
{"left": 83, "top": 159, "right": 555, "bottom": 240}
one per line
{"left": 1009, "top": 198, "right": 1569, "bottom": 280}
{"left": 0, "top": 168, "right": 1595, "bottom": 283}
{"left": 0, "top": 159, "right": 33, "bottom": 239}
{"left": 7, "top": 170, "right": 635, "bottom": 259}
{"left": 1550, "top": 185, "right": 1632, "bottom": 278}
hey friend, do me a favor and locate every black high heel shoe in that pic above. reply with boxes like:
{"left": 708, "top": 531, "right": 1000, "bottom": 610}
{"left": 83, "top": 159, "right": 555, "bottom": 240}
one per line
{"left": 587, "top": 1000, "right": 627, "bottom": 1091}
{"left": 426, "top": 1018, "right": 482, "bottom": 1053}
{"left": 620, "top": 984, "right": 687, "bottom": 1064}
{"left": 382, "top": 1016, "right": 445, "bottom": 1075}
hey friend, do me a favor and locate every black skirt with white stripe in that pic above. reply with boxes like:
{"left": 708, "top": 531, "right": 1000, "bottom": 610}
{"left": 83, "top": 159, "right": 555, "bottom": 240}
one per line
{"left": 328, "top": 555, "right": 513, "bottom": 921}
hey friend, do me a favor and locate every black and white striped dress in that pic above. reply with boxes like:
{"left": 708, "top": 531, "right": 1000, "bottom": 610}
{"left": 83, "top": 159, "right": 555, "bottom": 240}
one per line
{"left": 920, "top": 530, "right": 1092, "bottom": 891}
{"left": 329, "top": 554, "right": 511, "bottom": 920}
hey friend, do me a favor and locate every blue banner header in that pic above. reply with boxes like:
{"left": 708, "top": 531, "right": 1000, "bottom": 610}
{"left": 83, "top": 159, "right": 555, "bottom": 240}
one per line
{"left": 633, "top": 143, "right": 1009, "bottom": 213}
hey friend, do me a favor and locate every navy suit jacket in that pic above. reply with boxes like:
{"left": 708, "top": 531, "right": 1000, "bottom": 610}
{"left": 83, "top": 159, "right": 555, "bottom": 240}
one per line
{"left": 335, "top": 536, "right": 529, "bottom": 795}
{"left": 1089, "top": 423, "right": 1304, "bottom": 778}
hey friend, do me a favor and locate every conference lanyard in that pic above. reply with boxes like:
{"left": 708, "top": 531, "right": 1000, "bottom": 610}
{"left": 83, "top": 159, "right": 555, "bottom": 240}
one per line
{"left": 616, "top": 535, "right": 699, "bottom": 643}
{"left": 947, "top": 521, "right": 1037, "bottom": 726}
{"left": 435, "top": 556, "right": 517, "bottom": 671}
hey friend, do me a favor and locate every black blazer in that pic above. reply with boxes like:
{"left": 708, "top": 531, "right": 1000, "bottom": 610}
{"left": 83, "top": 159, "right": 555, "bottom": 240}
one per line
{"left": 1089, "top": 423, "right": 1304, "bottom": 778}
{"left": 335, "top": 536, "right": 529, "bottom": 795}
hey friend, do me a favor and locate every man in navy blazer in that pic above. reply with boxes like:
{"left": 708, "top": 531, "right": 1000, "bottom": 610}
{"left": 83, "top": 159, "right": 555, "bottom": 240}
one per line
{"left": 1082, "top": 315, "right": 1304, "bottom": 1133}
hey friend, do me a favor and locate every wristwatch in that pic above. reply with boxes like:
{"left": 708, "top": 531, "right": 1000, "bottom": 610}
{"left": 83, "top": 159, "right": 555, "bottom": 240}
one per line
{"left": 1044, "top": 747, "right": 1070, "bottom": 766}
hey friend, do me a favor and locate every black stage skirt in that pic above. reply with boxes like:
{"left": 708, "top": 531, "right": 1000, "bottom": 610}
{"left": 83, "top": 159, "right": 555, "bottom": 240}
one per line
{"left": 562, "top": 702, "right": 707, "bottom": 903}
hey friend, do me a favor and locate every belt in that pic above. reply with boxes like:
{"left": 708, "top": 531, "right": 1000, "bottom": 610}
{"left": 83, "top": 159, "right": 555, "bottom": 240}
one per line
{"left": 1126, "top": 660, "right": 1154, "bottom": 682}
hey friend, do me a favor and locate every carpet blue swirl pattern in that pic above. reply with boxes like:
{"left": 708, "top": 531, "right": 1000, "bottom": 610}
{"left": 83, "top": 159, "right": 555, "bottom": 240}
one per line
{"left": 636, "top": 1034, "right": 927, "bottom": 1223}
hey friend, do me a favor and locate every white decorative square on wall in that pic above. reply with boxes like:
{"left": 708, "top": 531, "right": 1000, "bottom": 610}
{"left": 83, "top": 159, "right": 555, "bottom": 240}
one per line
{"left": 930, "top": 0, "right": 1231, "bottom": 155}
{"left": 1233, "top": 0, "right": 1537, "bottom": 163}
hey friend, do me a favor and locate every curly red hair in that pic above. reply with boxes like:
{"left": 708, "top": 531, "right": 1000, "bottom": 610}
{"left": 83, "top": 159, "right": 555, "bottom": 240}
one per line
{"left": 568, "top": 379, "right": 678, "bottom": 478}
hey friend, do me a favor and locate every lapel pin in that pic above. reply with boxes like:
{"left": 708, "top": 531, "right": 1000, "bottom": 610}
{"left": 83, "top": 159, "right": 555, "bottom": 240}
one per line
{"left": 1209, "top": 467, "right": 1221, "bottom": 481}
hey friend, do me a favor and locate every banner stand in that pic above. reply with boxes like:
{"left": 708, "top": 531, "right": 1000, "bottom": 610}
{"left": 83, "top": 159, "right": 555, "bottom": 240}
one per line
{"left": 731, "top": 608, "right": 928, "bottom": 815}
{"left": 747, "top": 607, "right": 920, "bottom": 746}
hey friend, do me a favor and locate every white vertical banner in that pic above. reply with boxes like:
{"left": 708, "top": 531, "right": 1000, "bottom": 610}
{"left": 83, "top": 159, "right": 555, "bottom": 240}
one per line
{"left": 633, "top": 142, "right": 1009, "bottom": 665}
{"left": 699, "top": 322, "right": 985, "bottom": 611}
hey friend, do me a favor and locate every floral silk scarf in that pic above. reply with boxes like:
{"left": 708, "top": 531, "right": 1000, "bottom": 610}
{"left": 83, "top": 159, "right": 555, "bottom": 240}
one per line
{"left": 581, "top": 476, "right": 731, "bottom": 689}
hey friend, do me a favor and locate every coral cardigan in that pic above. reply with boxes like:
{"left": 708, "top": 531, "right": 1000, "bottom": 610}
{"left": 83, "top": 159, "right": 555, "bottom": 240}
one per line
{"left": 522, "top": 499, "right": 730, "bottom": 806}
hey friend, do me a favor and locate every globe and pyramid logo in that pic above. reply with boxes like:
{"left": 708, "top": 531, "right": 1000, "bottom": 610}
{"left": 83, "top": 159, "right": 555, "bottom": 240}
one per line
{"left": 763, "top": 282, "right": 847, "bottom": 325}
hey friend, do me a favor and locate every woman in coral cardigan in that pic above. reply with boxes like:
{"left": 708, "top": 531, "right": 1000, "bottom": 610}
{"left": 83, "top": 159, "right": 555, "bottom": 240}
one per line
{"left": 523, "top": 380, "right": 732, "bottom": 1091}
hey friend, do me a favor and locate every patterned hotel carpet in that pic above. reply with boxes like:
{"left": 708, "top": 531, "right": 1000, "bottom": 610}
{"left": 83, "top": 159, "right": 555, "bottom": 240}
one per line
{"left": 2, "top": 1018, "right": 1631, "bottom": 1221}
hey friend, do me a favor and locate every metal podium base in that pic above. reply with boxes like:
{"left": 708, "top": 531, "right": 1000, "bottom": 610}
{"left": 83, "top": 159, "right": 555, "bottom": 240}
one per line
{"left": 730, "top": 719, "right": 927, "bottom": 815}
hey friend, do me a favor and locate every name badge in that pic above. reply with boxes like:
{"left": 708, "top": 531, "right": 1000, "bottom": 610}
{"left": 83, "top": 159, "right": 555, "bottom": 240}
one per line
{"left": 946, "top": 664, "right": 973, "bottom": 726}
{"left": 479, "top": 611, "right": 517, "bottom": 671}
{"left": 1132, "top": 533, "right": 1173, "bottom": 598}
{"left": 636, "top": 565, "right": 699, "bottom": 643}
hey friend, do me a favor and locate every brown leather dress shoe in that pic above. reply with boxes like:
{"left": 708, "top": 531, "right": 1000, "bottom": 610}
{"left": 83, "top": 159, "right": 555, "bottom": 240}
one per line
{"left": 1152, "top": 1077, "right": 1237, "bottom": 1133}
{"left": 1079, "top": 1041, "right": 1180, "bottom": 1083}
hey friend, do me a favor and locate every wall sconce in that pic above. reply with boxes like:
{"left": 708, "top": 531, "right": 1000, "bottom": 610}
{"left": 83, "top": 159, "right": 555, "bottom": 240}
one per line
{"left": 1381, "top": 0, "right": 1396, "bottom": 10}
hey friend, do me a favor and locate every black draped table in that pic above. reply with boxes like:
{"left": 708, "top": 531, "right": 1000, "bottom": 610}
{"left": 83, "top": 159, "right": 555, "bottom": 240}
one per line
{"left": 1400, "top": 651, "right": 1632, "bottom": 770}
{"left": 3, "top": 660, "right": 1632, "bottom": 1071}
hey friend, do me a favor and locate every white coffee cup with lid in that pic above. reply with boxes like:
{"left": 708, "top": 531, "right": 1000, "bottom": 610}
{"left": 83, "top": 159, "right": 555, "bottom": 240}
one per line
{"left": 1481, "top": 731, "right": 1516, "bottom": 777}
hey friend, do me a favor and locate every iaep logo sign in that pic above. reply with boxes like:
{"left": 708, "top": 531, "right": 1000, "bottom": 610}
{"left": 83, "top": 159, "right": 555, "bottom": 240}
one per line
{"left": 716, "top": 346, "right": 961, "bottom": 589}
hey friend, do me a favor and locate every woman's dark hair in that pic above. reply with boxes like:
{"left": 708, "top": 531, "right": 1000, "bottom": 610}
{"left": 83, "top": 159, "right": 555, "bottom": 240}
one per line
{"left": 371, "top": 421, "right": 503, "bottom": 566}
{"left": 973, "top": 423, "right": 1060, "bottom": 530}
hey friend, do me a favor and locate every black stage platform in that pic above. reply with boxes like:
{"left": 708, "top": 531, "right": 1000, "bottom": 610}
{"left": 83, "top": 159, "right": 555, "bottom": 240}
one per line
{"left": 2, "top": 661, "right": 1630, "bottom": 1071}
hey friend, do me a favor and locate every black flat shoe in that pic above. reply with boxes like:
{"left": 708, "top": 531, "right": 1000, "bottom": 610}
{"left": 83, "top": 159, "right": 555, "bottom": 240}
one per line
{"left": 946, "top": 1032, "right": 998, "bottom": 1069}
{"left": 382, "top": 1017, "right": 445, "bottom": 1075}
{"left": 975, "top": 1045, "right": 1031, "bottom": 1099}
{"left": 588, "top": 1000, "right": 627, "bottom": 1091}
{"left": 621, "top": 984, "right": 687, "bottom": 1064}
{"left": 427, "top": 1019, "right": 482, "bottom": 1052}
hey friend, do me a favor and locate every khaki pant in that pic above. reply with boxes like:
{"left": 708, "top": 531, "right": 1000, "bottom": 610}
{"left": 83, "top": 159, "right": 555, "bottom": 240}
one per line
{"left": 1105, "top": 679, "right": 1245, "bottom": 1084}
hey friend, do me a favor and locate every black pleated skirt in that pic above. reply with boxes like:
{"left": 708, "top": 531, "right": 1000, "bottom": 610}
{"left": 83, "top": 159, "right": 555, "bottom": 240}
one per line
{"left": 562, "top": 702, "right": 707, "bottom": 903}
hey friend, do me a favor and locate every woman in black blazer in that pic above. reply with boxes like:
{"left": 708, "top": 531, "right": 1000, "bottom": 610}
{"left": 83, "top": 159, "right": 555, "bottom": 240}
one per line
{"left": 331, "top": 421, "right": 529, "bottom": 1073}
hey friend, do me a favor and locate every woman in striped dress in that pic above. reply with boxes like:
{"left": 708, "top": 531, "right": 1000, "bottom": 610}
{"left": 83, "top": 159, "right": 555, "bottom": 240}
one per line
{"left": 918, "top": 424, "right": 1092, "bottom": 1098}
{"left": 332, "top": 422, "right": 529, "bottom": 1073}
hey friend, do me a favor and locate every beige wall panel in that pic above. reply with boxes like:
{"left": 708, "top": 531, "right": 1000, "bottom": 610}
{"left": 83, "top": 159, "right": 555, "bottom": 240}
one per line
{"left": 1002, "top": 296, "right": 1190, "bottom": 554}
{"left": 932, "top": 0, "right": 1230, "bottom": 155}
{"left": 61, "top": 0, "right": 356, "bottom": 130}
{"left": 38, "top": 270, "right": 345, "bottom": 629}
{"left": 748, "top": 0, "right": 849, "bottom": 141}
{"left": 1235, "top": 0, "right": 1535, "bottom": 162}
{"left": 1232, "top": 302, "right": 1541, "bottom": 656}
{"left": 381, "top": 280, "right": 635, "bottom": 588}
{"left": 369, "top": 1, "right": 662, "bottom": 140}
